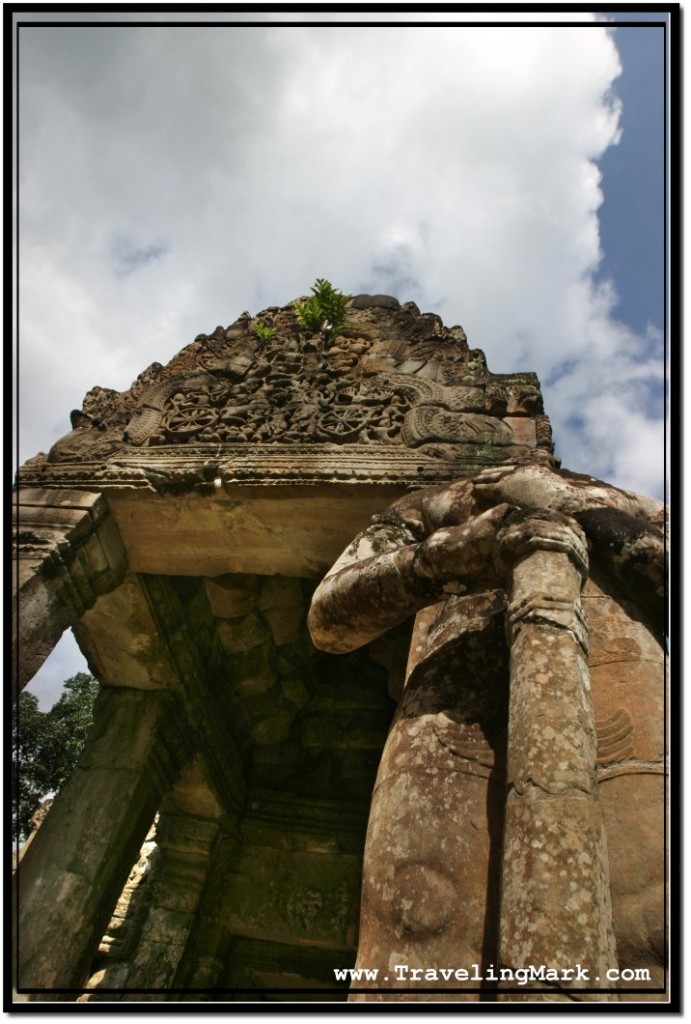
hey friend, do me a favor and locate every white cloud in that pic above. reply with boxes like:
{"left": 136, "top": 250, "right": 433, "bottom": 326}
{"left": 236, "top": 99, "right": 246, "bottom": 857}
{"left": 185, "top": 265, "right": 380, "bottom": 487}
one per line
{"left": 17, "top": 16, "right": 664, "bottom": 510}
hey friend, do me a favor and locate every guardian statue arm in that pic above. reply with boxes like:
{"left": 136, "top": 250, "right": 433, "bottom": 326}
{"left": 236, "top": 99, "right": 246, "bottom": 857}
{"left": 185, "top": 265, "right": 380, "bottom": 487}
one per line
{"left": 307, "top": 499, "right": 516, "bottom": 653}
{"left": 473, "top": 464, "right": 667, "bottom": 639}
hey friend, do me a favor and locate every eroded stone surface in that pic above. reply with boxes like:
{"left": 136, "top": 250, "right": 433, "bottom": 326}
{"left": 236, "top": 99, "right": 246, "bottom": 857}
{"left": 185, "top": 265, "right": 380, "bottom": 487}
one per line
{"left": 12, "top": 490, "right": 127, "bottom": 697}
{"left": 309, "top": 465, "right": 667, "bottom": 1002}
{"left": 17, "top": 689, "right": 192, "bottom": 991}
{"left": 26, "top": 300, "right": 548, "bottom": 474}
{"left": 497, "top": 520, "right": 617, "bottom": 999}
{"left": 13, "top": 297, "right": 668, "bottom": 1005}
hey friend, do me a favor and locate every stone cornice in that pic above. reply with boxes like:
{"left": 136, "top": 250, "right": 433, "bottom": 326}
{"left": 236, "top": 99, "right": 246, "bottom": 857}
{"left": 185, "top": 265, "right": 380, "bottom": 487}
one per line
{"left": 17, "top": 442, "right": 554, "bottom": 493}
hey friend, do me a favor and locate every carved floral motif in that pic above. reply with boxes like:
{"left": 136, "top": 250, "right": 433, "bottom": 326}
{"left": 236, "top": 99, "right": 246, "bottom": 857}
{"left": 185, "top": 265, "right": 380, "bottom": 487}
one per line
{"left": 44, "top": 298, "right": 553, "bottom": 466}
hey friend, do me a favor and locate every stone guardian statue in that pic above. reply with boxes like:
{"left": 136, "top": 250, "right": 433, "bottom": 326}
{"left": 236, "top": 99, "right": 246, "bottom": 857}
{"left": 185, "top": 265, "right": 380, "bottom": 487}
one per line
{"left": 308, "top": 463, "right": 667, "bottom": 1002}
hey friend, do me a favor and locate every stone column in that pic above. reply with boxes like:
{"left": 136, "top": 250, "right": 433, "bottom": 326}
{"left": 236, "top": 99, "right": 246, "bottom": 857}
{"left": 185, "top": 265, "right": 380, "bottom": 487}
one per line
{"left": 167, "top": 825, "right": 244, "bottom": 1000}
{"left": 121, "top": 813, "right": 220, "bottom": 995}
{"left": 12, "top": 488, "right": 127, "bottom": 699}
{"left": 496, "top": 511, "right": 618, "bottom": 1000}
{"left": 16, "top": 686, "right": 192, "bottom": 993}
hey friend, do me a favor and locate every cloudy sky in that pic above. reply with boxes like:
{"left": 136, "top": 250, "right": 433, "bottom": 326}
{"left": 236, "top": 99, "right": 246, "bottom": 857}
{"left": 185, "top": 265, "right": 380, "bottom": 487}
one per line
{"left": 14, "top": 9, "right": 670, "bottom": 706}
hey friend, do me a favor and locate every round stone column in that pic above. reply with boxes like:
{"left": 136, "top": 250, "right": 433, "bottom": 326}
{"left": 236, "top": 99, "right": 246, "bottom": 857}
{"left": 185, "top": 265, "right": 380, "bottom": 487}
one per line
{"left": 496, "top": 510, "right": 619, "bottom": 1001}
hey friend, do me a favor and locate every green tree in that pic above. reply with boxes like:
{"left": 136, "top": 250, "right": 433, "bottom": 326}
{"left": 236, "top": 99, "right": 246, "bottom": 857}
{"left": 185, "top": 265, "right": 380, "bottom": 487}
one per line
{"left": 13, "top": 672, "right": 100, "bottom": 842}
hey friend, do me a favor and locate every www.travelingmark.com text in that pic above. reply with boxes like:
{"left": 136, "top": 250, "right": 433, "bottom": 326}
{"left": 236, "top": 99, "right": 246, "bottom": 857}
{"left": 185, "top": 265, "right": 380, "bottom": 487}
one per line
{"left": 333, "top": 963, "right": 652, "bottom": 984}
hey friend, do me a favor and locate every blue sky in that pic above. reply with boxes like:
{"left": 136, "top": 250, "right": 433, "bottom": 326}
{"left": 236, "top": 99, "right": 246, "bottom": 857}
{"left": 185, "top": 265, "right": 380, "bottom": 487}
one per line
{"left": 597, "top": 20, "right": 665, "bottom": 338}
{"left": 14, "top": 10, "right": 671, "bottom": 708}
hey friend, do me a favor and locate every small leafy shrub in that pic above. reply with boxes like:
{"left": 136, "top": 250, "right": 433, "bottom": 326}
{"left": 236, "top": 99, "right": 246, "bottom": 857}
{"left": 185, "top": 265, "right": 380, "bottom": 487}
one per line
{"left": 295, "top": 278, "right": 350, "bottom": 337}
{"left": 253, "top": 321, "right": 277, "bottom": 344}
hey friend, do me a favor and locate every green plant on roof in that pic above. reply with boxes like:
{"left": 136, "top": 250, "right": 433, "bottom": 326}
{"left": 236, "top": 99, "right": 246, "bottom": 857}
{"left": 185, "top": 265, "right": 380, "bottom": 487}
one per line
{"left": 294, "top": 278, "right": 350, "bottom": 338}
{"left": 253, "top": 320, "right": 277, "bottom": 344}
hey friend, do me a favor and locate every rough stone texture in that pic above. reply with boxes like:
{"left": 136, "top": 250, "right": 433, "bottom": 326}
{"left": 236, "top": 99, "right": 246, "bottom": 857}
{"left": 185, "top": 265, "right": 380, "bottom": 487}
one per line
{"left": 122, "top": 812, "right": 220, "bottom": 994}
{"left": 350, "top": 592, "right": 509, "bottom": 1001}
{"left": 24, "top": 299, "right": 549, "bottom": 474}
{"left": 102, "top": 485, "right": 420, "bottom": 578}
{"left": 497, "top": 516, "right": 617, "bottom": 1000}
{"left": 82, "top": 756, "right": 228, "bottom": 1001}
{"left": 62, "top": 570, "right": 394, "bottom": 1000}
{"left": 12, "top": 489, "right": 127, "bottom": 697}
{"left": 16, "top": 688, "right": 192, "bottom": 991}
{"left": 74, "top": 574, "right": 180, "bottom": 693}
{"left": 309, "top": 465, "right": 667, "bottom": 1002}
{"left": 585, "top": 571, "right": 667, "bottom": 998}
{"left": 221, "top": 844, "right": 359, "bottom": 950}
{"left": 13, "top": 799, "right": 53, "bottom": 869}
{"left": 12, "top": 297, "right": 668, "bottom": 1004}
{"left": 80, "top": 819, "right": 161, "bottom": 999}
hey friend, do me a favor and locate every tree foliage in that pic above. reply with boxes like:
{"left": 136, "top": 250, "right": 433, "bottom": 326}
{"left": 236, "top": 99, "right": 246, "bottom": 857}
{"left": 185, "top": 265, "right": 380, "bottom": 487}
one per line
{"left": 294, "top": 278, "right": 350, "bottom": 337}
{"left": 13, "top": 672, "right": 100, "bottom": 842}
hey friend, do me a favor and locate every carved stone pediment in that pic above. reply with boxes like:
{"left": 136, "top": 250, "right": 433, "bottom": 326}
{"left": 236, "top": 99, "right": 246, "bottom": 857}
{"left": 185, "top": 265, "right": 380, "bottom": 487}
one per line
{"left": 28, "top": 296, "right": 554, "bottom": 488}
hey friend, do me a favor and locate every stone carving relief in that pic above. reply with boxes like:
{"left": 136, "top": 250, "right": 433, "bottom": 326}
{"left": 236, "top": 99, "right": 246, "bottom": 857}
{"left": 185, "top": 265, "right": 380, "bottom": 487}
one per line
{"left": 44, "top": 298, "right": 552, "bottom": 467}
{"left": 595, "top": 708, "right": 636, "bottom": 767}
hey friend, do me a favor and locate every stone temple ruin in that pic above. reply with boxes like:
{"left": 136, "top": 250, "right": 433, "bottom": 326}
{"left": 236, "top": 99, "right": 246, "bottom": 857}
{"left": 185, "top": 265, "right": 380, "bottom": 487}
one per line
{"left": 13, "top": 292, "right": 667, "bottom": 1003}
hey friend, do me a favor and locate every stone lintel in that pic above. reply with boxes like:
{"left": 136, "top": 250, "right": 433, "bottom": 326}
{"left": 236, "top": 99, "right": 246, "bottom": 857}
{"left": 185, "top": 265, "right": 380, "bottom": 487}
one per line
{"left": 103, "top": 484, "right": 417, "bottom": 577}
{"left": 242, "top": 788, "right": 370, "bottom": 855}
{"left": 220, "top": 841, "right": 361, "bottom": 952}
{"left": 16, "top": 439, "right": 553, "bottom": 494}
